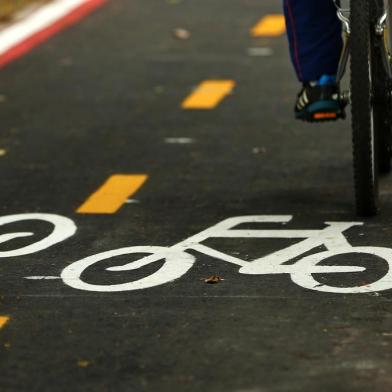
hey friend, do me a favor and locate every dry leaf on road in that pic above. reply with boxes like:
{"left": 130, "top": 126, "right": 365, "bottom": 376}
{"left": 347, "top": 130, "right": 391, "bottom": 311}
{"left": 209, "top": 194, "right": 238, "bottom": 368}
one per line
{"left": 202, "top": 275, "right": 224, "bottom": 284}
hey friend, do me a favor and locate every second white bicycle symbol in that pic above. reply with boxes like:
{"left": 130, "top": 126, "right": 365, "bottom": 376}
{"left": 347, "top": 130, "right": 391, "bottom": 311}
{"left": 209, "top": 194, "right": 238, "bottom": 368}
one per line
{"left": 1, "top": 213, "right": 391, "bottom": 294}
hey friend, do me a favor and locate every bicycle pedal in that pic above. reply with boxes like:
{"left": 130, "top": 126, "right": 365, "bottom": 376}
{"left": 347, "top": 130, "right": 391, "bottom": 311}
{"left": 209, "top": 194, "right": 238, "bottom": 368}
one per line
{"left": 297, "top": 110, "right": 345, "bottom": 123}
{"left": 313, "top": 112, "right": 338, "bottom": 120}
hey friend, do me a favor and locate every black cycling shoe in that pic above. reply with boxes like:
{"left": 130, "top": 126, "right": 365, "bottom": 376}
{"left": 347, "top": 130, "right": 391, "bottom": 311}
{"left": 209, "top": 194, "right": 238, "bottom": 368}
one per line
{"left": 295, "top": 75, "right": 347, "bottom": 122}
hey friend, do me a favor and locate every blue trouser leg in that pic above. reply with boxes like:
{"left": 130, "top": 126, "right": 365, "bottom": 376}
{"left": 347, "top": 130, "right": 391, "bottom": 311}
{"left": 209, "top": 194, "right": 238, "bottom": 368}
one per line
{"left": 283, "top": 0, "right": 343, "bottom": 83}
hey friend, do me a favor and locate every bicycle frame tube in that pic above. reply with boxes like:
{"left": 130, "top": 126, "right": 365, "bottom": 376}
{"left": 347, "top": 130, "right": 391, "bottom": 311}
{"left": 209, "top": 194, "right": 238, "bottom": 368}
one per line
{"left": 334, "top": 0, "right": 350, "bottom": 84}
{"left": 334, "top": 0, "right": 350, "bottom": 33}
{"left": 335, "top": 0, "right": 392, "bottom": 84}
{"left": 386, "top": 0, "right": 392, "bottom": 63}
{"left": 375, "top": 1, "right": 392, "bottom": 79}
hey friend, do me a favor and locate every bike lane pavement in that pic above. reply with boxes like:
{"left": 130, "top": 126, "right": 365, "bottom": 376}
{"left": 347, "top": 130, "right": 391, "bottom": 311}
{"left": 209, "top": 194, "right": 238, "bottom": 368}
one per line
{"left": 2, "top": 0, "right": 392, "bottom": 391}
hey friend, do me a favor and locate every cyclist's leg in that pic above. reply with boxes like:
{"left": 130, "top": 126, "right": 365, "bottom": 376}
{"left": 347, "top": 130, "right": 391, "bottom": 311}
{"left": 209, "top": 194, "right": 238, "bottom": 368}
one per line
{"left": 283, "top": 0, "right": 345, "bottom": 121}
{"left": 283, "top": 0, "right": 342, "bottom": 83}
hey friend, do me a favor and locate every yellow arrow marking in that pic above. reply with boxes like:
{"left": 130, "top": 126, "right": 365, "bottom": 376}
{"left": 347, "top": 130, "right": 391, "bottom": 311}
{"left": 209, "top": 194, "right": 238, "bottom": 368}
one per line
{"left": 181, "top": 80, "right": 235, "bottom": 109}
{"left": 77, "top": 174, "right": 148, "bottom": 214}
{"left": 250, "top": 14, "right": 286, "bottom": 37}
{"left": 0, "top": 316, "right": 10, "bottom": 329}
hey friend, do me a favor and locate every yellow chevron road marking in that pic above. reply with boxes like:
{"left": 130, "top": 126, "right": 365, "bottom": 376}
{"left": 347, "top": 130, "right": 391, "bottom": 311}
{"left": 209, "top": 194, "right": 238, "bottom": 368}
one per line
{"left": 0, "top": 316, "right": 10, "bottom": 329}
{"left": 251, "top": 14, "right": 286, "bottom": 37}
{"left": 77, "top": 174, "right": 148, "bottom": 214}
{"left": 181, "top": 80, "right": 235, "bottom": 109}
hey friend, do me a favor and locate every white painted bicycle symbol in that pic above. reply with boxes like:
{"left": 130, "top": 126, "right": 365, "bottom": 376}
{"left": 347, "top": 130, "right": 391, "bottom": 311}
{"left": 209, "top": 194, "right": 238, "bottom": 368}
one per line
{"left": 1, "top": 213, "right": 392, "bottom": 294}
{"left": 61, "top": 215, "right": 392, "bottom": 294}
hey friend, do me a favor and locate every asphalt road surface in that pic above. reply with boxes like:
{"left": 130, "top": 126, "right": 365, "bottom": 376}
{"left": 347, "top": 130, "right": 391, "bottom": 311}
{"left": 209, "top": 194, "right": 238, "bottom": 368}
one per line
{"left": 2, "top": 1, "right": 392, "bottom": 391}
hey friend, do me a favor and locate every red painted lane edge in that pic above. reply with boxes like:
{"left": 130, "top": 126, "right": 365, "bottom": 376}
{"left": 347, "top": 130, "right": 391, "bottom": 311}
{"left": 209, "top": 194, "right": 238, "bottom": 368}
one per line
{"left": 0, "top": 0, "right": 107, "bottom": 69}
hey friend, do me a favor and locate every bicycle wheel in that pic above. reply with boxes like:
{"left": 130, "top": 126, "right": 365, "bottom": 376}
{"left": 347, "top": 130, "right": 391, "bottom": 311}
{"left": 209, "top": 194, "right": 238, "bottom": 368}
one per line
{"left": 350, "top": 0, "right": 379, "bottom": 216}
{"left": 374, "top": 0, "right": 392, "bottom": 174}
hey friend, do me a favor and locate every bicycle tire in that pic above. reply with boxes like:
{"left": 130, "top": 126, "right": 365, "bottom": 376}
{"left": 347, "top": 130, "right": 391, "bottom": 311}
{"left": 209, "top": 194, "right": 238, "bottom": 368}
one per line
{"left": 374, "top": 0, "right": 392, "bottom": 174}
{"left": 350, "top": 0, "right": 379, "bottom": 216}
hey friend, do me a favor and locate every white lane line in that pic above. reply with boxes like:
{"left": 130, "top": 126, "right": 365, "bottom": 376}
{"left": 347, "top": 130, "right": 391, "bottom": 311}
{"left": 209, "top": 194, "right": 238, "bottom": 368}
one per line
{"left": 25, "top": 276, "right": 61, "bottom": 280}
{"left": 247, "top": 47, "right": 274, "bottom": 57}
{"left": 125, "top": 199, "right": 141, "bottom": 204}
{"left": 165, "top": 137, "right": 195, "bottom": 144}
{"left": 0, "top": 0, "right": 103, "bottom": 56}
